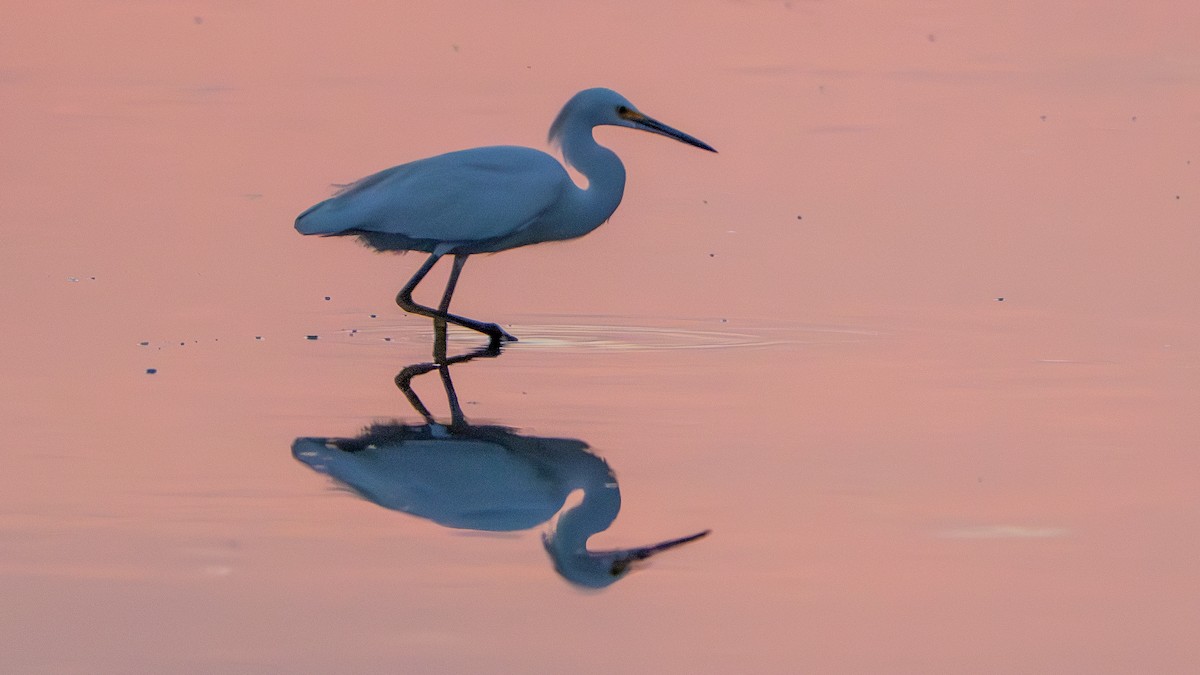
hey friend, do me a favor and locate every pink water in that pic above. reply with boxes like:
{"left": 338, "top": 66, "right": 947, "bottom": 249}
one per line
{"left": 2, "top": 1, "right": 1198, "bottom": 672}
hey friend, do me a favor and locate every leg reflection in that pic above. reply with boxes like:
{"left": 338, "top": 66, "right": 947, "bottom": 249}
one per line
{"left": 395, "top": 327, "right": 501, "bottom": 428}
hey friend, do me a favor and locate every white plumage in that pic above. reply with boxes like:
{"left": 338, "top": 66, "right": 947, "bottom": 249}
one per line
{"left": 295, "top": 87, "right": 716, "bottom": 344}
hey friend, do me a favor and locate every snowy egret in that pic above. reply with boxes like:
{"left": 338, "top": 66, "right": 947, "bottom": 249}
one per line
{"left": 295, "top": 87, "right": 716, "bottom": 344}
{"left": 292, "top": 340, "right": 710, "bottom": 588}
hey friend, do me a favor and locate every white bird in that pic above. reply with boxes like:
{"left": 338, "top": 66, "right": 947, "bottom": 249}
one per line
{"left": 295, "top": 87, "right": 716, "bottom": 344}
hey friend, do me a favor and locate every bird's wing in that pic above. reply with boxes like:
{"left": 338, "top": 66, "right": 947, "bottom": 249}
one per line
{"left": 296, "top": 146, "right": 569, "bottom": 243}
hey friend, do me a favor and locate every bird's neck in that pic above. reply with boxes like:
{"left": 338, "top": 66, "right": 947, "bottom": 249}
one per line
{"left": 558, "top": 124, "right": 627, "bottom": 237}
{"left": 545, "top": 454, "right": 620, "bottom": 556}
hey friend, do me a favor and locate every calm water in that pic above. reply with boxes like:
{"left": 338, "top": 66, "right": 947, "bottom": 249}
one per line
{"left": 3, "top": 1, "right": 1199, "bottom": 673}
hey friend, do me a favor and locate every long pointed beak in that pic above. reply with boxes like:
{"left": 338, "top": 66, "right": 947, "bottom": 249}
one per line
{"left": 636, "top": 115, "right": 718, "bottom": 153}
{"left": 627, "top": 529, "right": 712, "bottom": 561}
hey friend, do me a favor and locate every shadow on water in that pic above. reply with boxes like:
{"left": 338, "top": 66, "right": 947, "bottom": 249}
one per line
{"left": 292, "top": 325, "right": 709, "bottom": 589}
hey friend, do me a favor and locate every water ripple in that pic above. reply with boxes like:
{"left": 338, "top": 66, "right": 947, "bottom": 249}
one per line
{"left": 321, "top": 314, "right": 877, "bottom": 353}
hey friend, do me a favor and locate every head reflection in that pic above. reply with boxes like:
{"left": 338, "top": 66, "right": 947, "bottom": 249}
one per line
{"left": 292, "top": 333, "right": 708, "bottom": 589}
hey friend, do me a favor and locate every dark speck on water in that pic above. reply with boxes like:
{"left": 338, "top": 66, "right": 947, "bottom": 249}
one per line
{"left": 370, "top": 314, "right": 377, "bottom": 318}
{"left": 306, "top": 335, "right": 318, "bottom": 340}
{"left": 139, "top": 341, "right": 149, "bottom": 346}
{"left": 324, "top": 296, "right": 331, "bottom": 301}
{"left": 146, "top": 368, "right": 157, "bottom": 374}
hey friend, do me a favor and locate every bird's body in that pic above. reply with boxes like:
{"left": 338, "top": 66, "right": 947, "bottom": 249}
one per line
{"left": 297, "top": 145, "right": 596, "bottom": 254}
{"left": 295, "top": 87, "right": 715, "bottom": 345}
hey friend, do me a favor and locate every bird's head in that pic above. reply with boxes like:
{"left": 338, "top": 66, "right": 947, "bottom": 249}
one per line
{"left": 550, "top": 87, "right": 717, "bottom": 153}
{"left": 542, "top": 528, "right": 711, "bottom": 589}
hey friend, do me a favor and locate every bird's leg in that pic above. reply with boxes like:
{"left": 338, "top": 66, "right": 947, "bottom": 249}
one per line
{"left": 438, "top": 254, "right": 468, "bottom": 314}
{"left": 393, "top": 336, "right": 501, "bottom": 426}
{"left": 394, "top": 361, "right": 439, "bottom": 425}
{"left": 432, "top": 319, "right": 449, "bottom": 363}
{"left": 430, "top": 254, "right": 464, "bottom": 361}
{"left": 396, "top": 252, "right": 519, "bottom": 344}
{"left": 438, "top": 363, "right": 467, "bottom": 429}
{"left": 396, "top": 251, "right": 443, "bottom": 309}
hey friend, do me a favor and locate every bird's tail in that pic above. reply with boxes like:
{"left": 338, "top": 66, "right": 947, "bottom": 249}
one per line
{"left": 294, "top": 198, "right": 345, "bottom": 235}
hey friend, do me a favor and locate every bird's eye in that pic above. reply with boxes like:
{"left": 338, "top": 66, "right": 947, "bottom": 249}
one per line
{"left": 616, "top": 105, "right": 629, "bottom": 116}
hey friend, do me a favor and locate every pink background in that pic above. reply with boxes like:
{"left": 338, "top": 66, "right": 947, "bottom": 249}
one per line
{"left": 2, "top": 1, "right": 1198, "bottom": 672}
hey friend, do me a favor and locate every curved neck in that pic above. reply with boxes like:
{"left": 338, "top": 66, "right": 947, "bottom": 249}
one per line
{"left": 545, "top": 453, "right": 620, "bottom": 556}
{"left": 556, "top": 122, "right": 627, "bottom": 238}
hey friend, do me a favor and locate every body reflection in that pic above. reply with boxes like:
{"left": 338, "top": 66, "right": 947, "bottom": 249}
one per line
{"left": 293, "top": 336, "right": 708, "bottom": 588}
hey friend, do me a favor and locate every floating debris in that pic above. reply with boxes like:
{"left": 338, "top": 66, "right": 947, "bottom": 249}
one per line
{"left": 139, "top": 341, "right": 149, "bottom": 346}
{"left": 996, "top": 297, "right": 1005, "bottom": 302}
{"left": 306, "top": 335, "right": 319, "bottom": 340}
{"left": 324, "top": 296, "right": 331, "bottom": 301}
{"left": 255, "top": 336, "right": 263, "bottom": 341}
{"left": 146, "top": 368, "right": 158, "bottom": 374}
{"left": 369, "top": 314, "right": 377, "bottom": 318}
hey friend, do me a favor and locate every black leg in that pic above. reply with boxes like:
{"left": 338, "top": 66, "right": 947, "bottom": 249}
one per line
{"left": 438, "top": 254, "right": 468, "bottom": 313}
{"left": 394, "top": 329, "right": 503, "bottom": 427}
{"left": 432, "top": 319, "right": 449, "bottom": 363}
{"left": 439, "top": 363, "right": 466, "bottom": 428}
{"left": 395, "top": 252, "right": 518, "bottom": 343}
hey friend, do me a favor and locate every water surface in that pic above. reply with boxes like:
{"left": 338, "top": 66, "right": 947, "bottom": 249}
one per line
{"left": 2, "top": 1, "right": 1198, "bottom": 672}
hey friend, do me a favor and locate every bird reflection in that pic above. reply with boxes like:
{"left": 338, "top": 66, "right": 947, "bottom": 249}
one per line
{"left": 292, "top": 334, "right": 709, "bottom": 588}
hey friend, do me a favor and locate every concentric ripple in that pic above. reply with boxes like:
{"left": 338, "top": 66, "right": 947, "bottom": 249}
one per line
{"left": 318, "top": 314, "right": 877, "bottom": 353}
